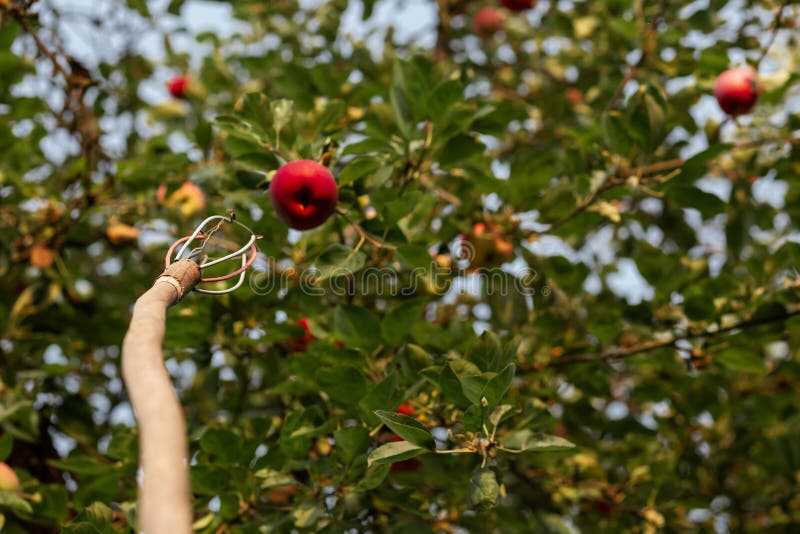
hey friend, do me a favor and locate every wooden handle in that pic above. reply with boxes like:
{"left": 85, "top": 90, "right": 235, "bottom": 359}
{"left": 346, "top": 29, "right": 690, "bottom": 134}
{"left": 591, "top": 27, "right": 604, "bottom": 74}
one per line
{"left": 121, "top": 259, "right": 201, "bottom": 533}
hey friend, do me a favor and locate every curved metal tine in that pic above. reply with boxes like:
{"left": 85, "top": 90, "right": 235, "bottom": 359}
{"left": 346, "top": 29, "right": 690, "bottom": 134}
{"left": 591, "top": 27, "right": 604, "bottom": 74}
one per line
{"left": 195, "top": 253, "right": 248, "bottom": 295}
{"left": 200, "top": 233, "right": 257, "bottom": 269}
{"left": 174, "top": 215, "right": 227, "bottom": 260}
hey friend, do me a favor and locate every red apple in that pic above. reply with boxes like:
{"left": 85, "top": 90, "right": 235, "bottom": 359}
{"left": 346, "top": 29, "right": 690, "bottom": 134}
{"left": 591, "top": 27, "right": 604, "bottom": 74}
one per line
{"left": 471, "top": 222, "right": 488, "bottom": 237}
{"left": 0, "top": 462, "right": 19, "bottom": 491}
{"left": 289, "top": 318, "right": 315, "bottom": 352}
{"left": 396, "top": 403, "right": 415, "bottom": 417}
{"left": 269, "top": 160, "right": 338, "bottom": 230}
{"left": 472, "top": 7, "right": 503, "bottom": 36}
{"left": 713, "top": 67, "right": 760, "bottom": 116}
{"left": 167, "top": 76, "right": 190, "bottom": 99}
{"left": 387, "top": 435, "right": 421, "bottom": 473}
{"left": 566, "top": 87, "right": 584, "bottom": 105}
{"left": 493, "top": 236, "right": 514, "bottom": 260}
{"left": 501, "top": 0, "right": 535, "bottom": 12}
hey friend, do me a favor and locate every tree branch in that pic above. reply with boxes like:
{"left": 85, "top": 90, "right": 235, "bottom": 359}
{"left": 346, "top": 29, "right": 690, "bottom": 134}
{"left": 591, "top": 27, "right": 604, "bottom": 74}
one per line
{"left": 121, "top": 260, "right": 201, "bottom": 533}
{"left": 527, "top": 135, "right": 799, "bottom": 238}
{"left": 550, "top": 304, "right": 800, "bottom": 366}
{"left": 755, "top": 0, "right": 791, "bottom": 66}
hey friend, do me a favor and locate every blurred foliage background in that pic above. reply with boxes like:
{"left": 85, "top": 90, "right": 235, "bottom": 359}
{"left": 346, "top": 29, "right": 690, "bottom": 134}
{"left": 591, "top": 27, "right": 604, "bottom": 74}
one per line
{"left": 2, "top": 0, "right": 800, "bottom": 532}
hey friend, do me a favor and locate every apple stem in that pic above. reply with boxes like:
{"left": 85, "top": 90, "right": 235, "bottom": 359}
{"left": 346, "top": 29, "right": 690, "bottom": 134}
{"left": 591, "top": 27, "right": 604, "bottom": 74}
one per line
{"left": 336, "top": 209, "right": 395, "bottom": 250}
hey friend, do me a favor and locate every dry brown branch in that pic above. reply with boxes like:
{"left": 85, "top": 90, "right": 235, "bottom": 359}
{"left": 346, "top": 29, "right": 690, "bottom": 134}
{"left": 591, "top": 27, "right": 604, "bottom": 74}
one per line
{"left": 121, "top": 259, "right": 201, "bottom": 533}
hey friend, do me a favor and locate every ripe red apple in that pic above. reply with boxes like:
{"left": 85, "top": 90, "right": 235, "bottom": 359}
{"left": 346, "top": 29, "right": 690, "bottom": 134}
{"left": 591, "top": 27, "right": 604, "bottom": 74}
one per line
{"left": 713, "top": 67, "right": 760, "bottom": 116}
{"left": 493, "top": 236, "right": 514, "bottom": 260}
{"left": 387, "top": 435, "right": 421, "bottom": 473}
{"left": 167, "top": 76, "right": 190, "bottom": 99}
{"left": 0, "top": 462, "right": 20, "bottom": 491}
{"left": 566, "top": 87, "right": 584, "bottom": 105}
{"left": 472, "top": 7, "right": 503, "bottom": 36}
{"left": 501, "top": 0, "right": 535, "bottom": 12}
{"left": 289, "top": 318, "right": 315, "bottom": 352}
{"left": 396, "top": 403, "right": 415, "bottom": 417}
{"left": 269, "top": 160, "right": 338, "bottom": 230}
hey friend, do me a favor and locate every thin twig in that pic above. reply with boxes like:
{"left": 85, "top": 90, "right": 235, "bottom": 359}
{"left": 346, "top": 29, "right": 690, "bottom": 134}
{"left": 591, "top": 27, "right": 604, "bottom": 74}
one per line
{"left": 530, "top": 136, "right": 799, "bottom": 238}
{"left": 549, "top": 305, "right": 800, "bottom": 366}
{"left": 335, "top": 209, "right": 395, "bottom": 250}
{"left": 755, "top": 0, "right": 790, "bottom": 66}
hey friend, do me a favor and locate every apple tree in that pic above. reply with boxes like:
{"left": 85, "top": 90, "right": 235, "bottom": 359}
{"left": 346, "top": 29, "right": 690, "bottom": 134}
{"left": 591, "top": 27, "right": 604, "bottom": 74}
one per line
{"left": 1, "top": 0, "right": 800, "bottom": 532}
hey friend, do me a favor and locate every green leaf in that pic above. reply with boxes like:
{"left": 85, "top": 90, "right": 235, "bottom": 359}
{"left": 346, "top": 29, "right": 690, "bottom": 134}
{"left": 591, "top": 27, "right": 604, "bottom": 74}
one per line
{"left": 421, "top": 363, "right": 472, "bottom": 407}
{"left": 466, "top": 331, "right": 504, "bottom": 372}
{"left": 383, "top": 191, "right": 423, "bottom": 227}
{"left": 315, "top": 365, "right": 368, "bottom": 404}
{"left": 501, "top": 430, "right": 576, "bottom": 452}
{"left": 678, "top": 143, "right": 733, "bottom": 184}
{"left": 390, "top": 60, "right": 414, "bottom": 139}
{"left": 342, "top": 137, "right": 392, "bottom": 156}
{"left": 356, "top": 464, "right": 390, "bottom": 491}
{"left": 382, "top": 299, "right": 427, "bottom": 345}
{"left": 199, "top": 428, "right": 239, "bottom": 464}
{"left": 338, "top": 157, "right": 383, "bottom": 185}
{"left": 467, "top": 468, "right": 500, "bottom": 510}
{"left": 643, "top": 92, "right": 666, "bottom": 150}
{"left": 665, "top": 186, "right": 726, "bottom": 219}
{"left": 49, "top": 456, "right": 110, "bottom": 476}
{"left": 489, "top": 404, "right": 514, "bottom": 428}
{"left": 314, "top": 244, "right": 367, "bottom": 281}
{"left": 602, "top": 111, "right": 631, "bottom": 155}
{"left": 270, "top": 98, "right": 294, "bottom": 134}
{"left": 439, "top": 134, "right": 485, "bottom": 168}
{"left": 0, "top": 401, "right": 33, "bottom": 423}
{"left": 367, "top": 440, "right": 427, "bottom": 467}
{"left": 254, "top": 469, "right": 295, "bottom": 489}
{"left": 62, "top": 502, "right": 114, "bottom": 533}
{"left": 373, "top": 410, "right": 435, "bottom": 449}
{"left": 463, "top": 405, "right": 484, "bottom": 433}
{"left": 334, "top": 426, "right": 371, "bottom": 462}
{"left": 460, "top": 364, "right": 515, "bottom": 408}
{"left": 293, "top": 502, "right": 325, "bottom": 529}
{"left": 716, "top": 348, "right": 767, "bottom": 374}
{"left": 395, "top": 244, "right": 432, "bottom": 271}
{"left": 191, "top": 466, "right": 230, "bottom": 496}
{"left": 0, "top": 491, "right": 32, "bottom": 514}
{"left": 358, "top": 372, "right": 402, "bottom": 427}
{"left": 0, "top": 434, "right": 11, "bottom": 462}
{"left": 333, "top": 305, "right": 382, "bottom": 351}
{"left": 426, "top": 79, "right": 463, "bottom": 123}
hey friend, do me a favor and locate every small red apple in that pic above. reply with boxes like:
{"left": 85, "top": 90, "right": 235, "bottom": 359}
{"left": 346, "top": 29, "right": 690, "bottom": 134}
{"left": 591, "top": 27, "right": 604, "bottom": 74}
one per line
{"left": 0, "top": 462, "right": 20, "bottom": 491}
{"left": 269, "top": 160, "right": 338, "bottom": 230}
{"left": 289, "top": 318, "right": 315, "bottom": 352}
{"left": 472, "top": 7, "right": 503, "bottom": 36}
{"left": 471, "top": 222, "right": 488, "bottom": 237}
{"left": 566, "top": 87, "right": 584, "bottom": 105}
{"left": 167, "top": 76, "right": 190, "bottom": 99}
{"left": 713, "top": 67, "right": 760, "bottom": 116}
{"left": 387, "top": 435, "right": 421, "bottom": 473}
{"left": 396, "top": 403, "right": 415, "bottom": 417}
{"left": 501, "top": 0, "right": 535, "bottom": 12}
